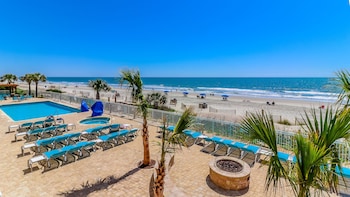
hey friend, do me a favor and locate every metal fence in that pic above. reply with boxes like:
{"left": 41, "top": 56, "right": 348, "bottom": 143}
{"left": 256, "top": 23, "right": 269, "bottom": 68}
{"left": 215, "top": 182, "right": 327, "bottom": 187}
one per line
{"left": 42, "top": 91, "right": 350, "bottom": 163}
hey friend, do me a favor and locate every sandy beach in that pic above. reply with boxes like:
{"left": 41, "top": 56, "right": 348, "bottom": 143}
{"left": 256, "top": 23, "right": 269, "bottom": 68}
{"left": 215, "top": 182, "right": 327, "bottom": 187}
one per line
{"left": 20, "top": 81, "right": 333, "bottom": 132}
{"left": 0, "top": 83, "right": 342, "bottom": 197}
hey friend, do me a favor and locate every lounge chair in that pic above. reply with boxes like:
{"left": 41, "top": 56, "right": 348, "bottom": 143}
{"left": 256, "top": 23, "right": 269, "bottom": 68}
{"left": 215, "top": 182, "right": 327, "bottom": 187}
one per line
{"left": 125, "top": 128, "right": 139, "bottom": 142}
{"left": 17, "top": 122, "right": 33, "bottom": 132}
{"left": 94, "top": 130, "right": 129, "bottom": 150}
{"left": 183, "top": 130, "right": 206, "bottom": 146}
{"left": 277, "top": 151, "right": 294, "bottom": 163}
{"left": 109, "top": 124, "right": 120, "bottom": 133}
{"left": 201, "top": 136, "right": 225, "bottom": 154}
{"left": 212, "top": 139, "right": 235, "bottom": 156}
{"left": 81, "top": 126, "right": 106, "bottom": 140}
{"left": 241, "top": 145, "right": 261, "bottom": 167}
{"left": 32, "top": 120, "right": 45, "bottom": 129}
{"left": 55, "top": 124, "right": 68, "bottom": 135}
{"left": 41, "top": 126, "right": 57, "bottom": 138}
{"left": 336, "top": 166, "right": 350, "bottom": 190}
{"left": 15, "top": 128, "right": 43, "bottom": 142}
{"left": 38, "top": 141, "right": 96, "bottom": 169}
{"left": 43, "top": 118, "right": 55, "bottom": 127}
{"left": 21, "top": 132, "right": 82, "bottom": 156}
{"left": 227, "top": 141, "right": 246, "bottom": 159}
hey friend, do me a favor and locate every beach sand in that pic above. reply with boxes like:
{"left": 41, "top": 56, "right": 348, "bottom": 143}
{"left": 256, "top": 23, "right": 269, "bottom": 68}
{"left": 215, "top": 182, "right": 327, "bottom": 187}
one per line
{"left": 21, "top": 81, "right": 332, "bottom": 132}
{"left": 0, "top": 82, "right": 339, "bottom": 196}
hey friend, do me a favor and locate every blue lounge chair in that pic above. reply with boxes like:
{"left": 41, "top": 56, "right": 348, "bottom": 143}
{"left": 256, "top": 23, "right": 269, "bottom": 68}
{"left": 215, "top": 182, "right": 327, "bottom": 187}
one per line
{"left": 42, "top": 126, "right": 57, "bottom": 137}
{"left": 336, "top": 166, "right": 350, "bottom": 179}
{"left": 183, "top": 129, "right": 206, "bottom": 146}
{"left": 32, "top": 120, "right": 45, "bottom": 129}
{"left": 241, "top": 144, "right": 261, "bottom": 166}
{"left": 212, "top": 139, "right": 235, "bottom": 156}
{"left": 277, "top": 151, "right": 291, "bottom": 162}
{"left": 109, "top": 124, "right": 120, "bottom": 133}
{"left": 159, "top": 125, "right": 175, "bottom": 132}
{"left": 81, "top": 126, "right": 106, "bottom": 140}
{"left": 225, "top": 141, "right": 246, "bottom": 158}
{"left": 42, "top": 141, "right": 96, "bottom": 167}
{"left": 125, "top": 128, "right": 139, "bottom": 142}
{"left": 17, "top": 122, "right": 33, "bottom": 132}
{"left": 43, "top": 118, "right": 55, "bottom": 127}
{"left": 55, "top": 124, "right": 68, "bottom": 134}
{"left": 24, "top": 128, "right": 44, "bottom": 142}
{"left": 201, "top": 136, "right": 226, "bottom": 154}
{"left": 95, "top": 129, "right": 129, "bottom": 150}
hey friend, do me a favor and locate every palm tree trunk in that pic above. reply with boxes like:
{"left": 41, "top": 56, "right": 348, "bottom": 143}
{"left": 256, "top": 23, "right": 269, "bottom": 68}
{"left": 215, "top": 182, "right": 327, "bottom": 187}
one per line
{"left": 153, "top": 127, "right": 166, "bottom": 197}
{"left": 153, "top": 163, "right": 165, "bottom": 197}
{"left": 28, "top": 84, "right": 31, "bottom": 95}
{"left": 96, "top": 91, "right": 100, "bottom": 100}
{"left": 35, "top": 83, "right": 38, "bottom": 97}
{"left": 142, "top": 117, "right": 150, "bottom": 166}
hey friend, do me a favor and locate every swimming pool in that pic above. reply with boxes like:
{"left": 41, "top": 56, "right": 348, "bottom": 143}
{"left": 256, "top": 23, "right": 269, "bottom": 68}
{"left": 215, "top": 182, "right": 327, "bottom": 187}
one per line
{"left": 79, "top": 117, "right": 110, "bottom": 125}
{"left": 0, "top": 101, "right": 80, "bottom": 121}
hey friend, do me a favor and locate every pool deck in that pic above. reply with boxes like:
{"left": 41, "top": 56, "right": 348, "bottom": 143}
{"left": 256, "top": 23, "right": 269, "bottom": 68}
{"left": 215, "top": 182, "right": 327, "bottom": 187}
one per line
{"left": 0, "top": 99, "right": 340, "bottom": 196}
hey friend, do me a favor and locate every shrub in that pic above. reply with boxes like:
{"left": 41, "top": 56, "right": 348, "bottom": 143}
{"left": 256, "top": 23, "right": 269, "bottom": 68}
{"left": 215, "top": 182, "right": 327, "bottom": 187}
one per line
{"left": 46, "top": 89, "right": 65, "bottom": 93}
{"left": 278, "top": 119, "right": 292, "bottom": 125}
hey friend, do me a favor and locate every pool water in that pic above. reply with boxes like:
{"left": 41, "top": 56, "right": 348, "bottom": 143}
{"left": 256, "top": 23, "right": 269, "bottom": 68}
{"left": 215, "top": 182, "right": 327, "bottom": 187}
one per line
{"left": 0, "top": 101, "right": 80, "bottom": 121}
{"left": 79, "top": 117, "right": 110, "bottom": 124}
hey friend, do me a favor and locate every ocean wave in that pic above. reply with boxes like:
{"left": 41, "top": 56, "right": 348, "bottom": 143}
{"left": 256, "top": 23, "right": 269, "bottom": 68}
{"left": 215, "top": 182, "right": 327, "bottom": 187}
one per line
{"left": 46, "top": 77, "right": 338, "bottom": 103}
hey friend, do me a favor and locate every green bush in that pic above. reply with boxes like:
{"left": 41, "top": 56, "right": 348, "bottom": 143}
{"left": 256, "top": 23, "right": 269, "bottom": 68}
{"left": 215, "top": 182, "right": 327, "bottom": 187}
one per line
{"left": 278, "top": 119, "right": 292, "bottom": 125}
{"left": 46, "top": 89, "right": 65, "bottom": 93}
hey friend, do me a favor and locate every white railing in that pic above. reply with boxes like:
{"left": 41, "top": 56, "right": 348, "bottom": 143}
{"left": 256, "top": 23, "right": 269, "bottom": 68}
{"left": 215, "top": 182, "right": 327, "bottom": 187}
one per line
{"left": 41, "top": 91, "right": 350, "bottom": 163}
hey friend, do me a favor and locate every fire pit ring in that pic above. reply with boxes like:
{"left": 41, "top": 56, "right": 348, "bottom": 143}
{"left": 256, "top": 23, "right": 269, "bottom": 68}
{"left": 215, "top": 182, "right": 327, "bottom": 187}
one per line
{"left": 209, "top": 156, "right": 250, "bottom": 190}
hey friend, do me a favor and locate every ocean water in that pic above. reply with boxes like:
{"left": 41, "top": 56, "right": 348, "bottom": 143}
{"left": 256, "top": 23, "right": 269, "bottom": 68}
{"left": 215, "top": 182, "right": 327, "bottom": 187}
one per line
{"left": 46, "top": 77, "right": 340, "bottom": 103}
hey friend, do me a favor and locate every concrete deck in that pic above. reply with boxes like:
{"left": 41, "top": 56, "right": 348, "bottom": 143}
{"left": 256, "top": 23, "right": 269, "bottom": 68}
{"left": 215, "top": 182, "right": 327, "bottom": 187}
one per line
{"left": 0, "top": 98, "right": 338, "bottom": 196}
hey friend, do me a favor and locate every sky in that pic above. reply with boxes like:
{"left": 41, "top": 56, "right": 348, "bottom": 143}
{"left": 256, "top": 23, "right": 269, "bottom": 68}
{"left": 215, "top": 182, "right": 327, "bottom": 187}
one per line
{"left": 0, "top": 0, "right": 349, "bottom": 77}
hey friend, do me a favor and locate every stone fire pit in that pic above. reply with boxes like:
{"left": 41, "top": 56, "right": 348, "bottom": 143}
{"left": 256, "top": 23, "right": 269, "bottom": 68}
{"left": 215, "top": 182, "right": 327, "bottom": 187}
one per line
{"left": 209, "top": 156, "right": 250, "bottom": 190}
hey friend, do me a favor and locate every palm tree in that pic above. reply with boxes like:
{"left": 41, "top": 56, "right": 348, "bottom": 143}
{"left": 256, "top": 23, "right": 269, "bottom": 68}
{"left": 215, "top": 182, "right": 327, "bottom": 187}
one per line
{"left": 336, "top": 70, "right": 350, "bottom": 106}
{"left": 153, "top": 107, "right": 195, "bottom": 197}
{"left": 88, "top": 79, "right": 111, "bottom": 100}
{"left": 241, "top": 106, "right": 350, "bottom": 197}
{"left": 20, "top": 74, "right": 33, "bottom": 95}
{"left": 31, "top": 73, "right": 47, "bottom": 97}
{"left": 0, "top": 74, "right": 17, "bottom": 93}
{"left": 138, "top": 97, "right": 152, "bottom": 167}
{"left": 119, "top": 69, "right": 152, "bottom": 169}
{"left": 0, "top": 73, "right": 17, "bottom": 84}
{"left": 120, "top": 69, "right": 143, "bottom": 103}
{"left": 146, "top": 93, "right": 167, "bottom": 109}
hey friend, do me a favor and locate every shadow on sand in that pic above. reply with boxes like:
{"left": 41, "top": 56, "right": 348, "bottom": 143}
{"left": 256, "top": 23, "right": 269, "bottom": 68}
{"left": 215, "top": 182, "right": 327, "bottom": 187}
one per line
{"left": 57, "top": 167, "right": 141, "bottom": 197}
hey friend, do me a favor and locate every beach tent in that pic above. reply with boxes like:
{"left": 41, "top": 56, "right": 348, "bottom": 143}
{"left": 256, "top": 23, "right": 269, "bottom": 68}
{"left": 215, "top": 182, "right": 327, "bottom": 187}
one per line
{"left": 221, "top": 94, "right": 229, "bottom": 101}
{"left": 81, "top": 100, "right": 89, "bottom": 112}
{"left": 91, "top": 101, "right": 104, "bottom": 117}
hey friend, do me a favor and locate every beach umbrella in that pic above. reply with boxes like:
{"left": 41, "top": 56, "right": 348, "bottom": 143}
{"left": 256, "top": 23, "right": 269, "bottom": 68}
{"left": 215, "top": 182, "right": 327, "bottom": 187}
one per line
{"left": 164, "top": 90, "right": 169, "bottom": 95}
{"left": 183, "top": 91, "right": 189, "bottom": 96}
{"left": 200, "top": 93, "right": 206, "bottom": 96}
{"left": 222, "top": 94, "right": 229, "bottom": 100}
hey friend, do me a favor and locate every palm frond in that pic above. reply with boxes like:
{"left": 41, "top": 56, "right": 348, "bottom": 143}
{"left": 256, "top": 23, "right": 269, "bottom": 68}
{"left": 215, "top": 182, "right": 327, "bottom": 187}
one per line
{"left": 240, "top": 111, "right": 288, "bottom": 193}
{"left": 336, "top": 70, "right": 350, "bottom": 106}
{"left": 168, "top": 107, "right": 195, "bottom": 148}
